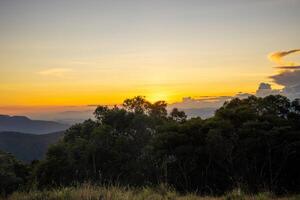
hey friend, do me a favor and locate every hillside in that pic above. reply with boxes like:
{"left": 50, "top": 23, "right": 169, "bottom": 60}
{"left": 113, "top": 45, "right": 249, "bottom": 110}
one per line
{"left": 0, "top": 115, "right": 69, "bottom": 134}
{"left": 0, "top": 131, "right": 64, "bottom": 162}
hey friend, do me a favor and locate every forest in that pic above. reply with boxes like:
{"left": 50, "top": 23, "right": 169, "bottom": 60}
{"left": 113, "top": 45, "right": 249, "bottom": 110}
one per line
{"left": 1, "top": 95, "right": 299, "bottom": 198}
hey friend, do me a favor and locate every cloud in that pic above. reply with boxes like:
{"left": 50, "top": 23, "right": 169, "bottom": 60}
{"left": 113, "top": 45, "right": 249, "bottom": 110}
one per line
{"left": 170, "top": 96, "right": 231, "bottom": 110}
{"left": 169, "top": 82, "right": 281, "bottom": 113}
{"left": 275, "top": 66, "right": 300, "bottom": 70}
{"left": 168, "top": 92, "right": 254, "bottom": 118}
{"left": 258, "top": 82, "right": 271, "bottom": 90}
{"left": 266, "top": 49, "right": 300, "bottom": 99}
{"left": 270, "top": 70, "right": 300, "bottom": 99}
{"left": 38, "top": 68, "right": 73, "bottom": 77}
{"left": 255, "top": 82, "right": 281, "bottom": 97}
{"left": 270, "top": 70, "right": 300, "bottom": 86}
{"left": 168, "top": 96, "right": 230, "bottom": 118}
{"left": 168, "top": 81, "right": 291, "bottom": 119}
{"left": 268, "top": 49, "right": 300, "bottom": 66}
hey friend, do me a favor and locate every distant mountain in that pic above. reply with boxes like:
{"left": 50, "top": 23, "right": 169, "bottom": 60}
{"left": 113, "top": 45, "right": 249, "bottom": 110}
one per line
{"left": 0, "top": 115, "right": 70, "bottom": 134}
{"left": 0, "top": 131, "right": 64, "bottom": 162}
{"left": 30, "top": 110, "right": 94, "bottom": 125}
{"left": 181, "top": 107, "right": 216, "bottom": 119}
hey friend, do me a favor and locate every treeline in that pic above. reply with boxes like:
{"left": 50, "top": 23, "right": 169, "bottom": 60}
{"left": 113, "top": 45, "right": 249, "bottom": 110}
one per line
{"left": 1, "top": 95, "right": 300, "bottom": 196}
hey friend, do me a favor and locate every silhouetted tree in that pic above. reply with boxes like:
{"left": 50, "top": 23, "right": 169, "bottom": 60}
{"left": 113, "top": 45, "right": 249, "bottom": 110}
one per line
{"left": 0, "top": 151, "right": 29, "bottom": 196}
{"left": 169, "top": 108, "right": 187, "bottom": 123}
{"left": 31, "top": 95, "right": 300, "bottom": 194}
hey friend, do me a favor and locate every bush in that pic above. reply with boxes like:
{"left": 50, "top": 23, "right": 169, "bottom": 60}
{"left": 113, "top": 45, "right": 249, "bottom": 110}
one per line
{"left": 0, "top": 151, "right": 29, "bottom": 196}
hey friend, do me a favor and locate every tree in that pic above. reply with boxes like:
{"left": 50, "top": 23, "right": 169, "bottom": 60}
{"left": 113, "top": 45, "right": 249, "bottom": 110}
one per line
{"left": 169, "top": 108, "right": 187, "bottom": 123}
{"left": 123, "top": 96, "right": 151, "bottom": 114}
{"left": 148, "top": 101, "right": 168, "bottom": 119}
{"left": 32, "top": 95, "right": 300, "bottom": 194}
{"left": 0, "top": 151, "right": 29, "bottom": 196}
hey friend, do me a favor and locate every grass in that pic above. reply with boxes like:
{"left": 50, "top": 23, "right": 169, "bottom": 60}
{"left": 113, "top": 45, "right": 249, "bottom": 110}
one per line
{"left": 2, "top": 184, "right": 299, "bottom": 200}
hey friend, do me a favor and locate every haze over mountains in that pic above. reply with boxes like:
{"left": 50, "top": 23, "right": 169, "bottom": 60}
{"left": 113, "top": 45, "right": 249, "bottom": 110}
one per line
{"left": 0, "top": 115, "right": 69, "bottom": 134}
{"left": 0, "top": 115, "right": 68, "bottom": 161}
{"left": 0, "top": 101, "right": 236, "bottom": 162}
{"left": 28, "top": 109, "right": 95, "bottom": 125}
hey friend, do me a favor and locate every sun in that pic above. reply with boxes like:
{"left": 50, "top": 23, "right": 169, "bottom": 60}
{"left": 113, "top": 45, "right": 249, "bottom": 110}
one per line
{"left": 147, "top": 92, "right": 170, "bottom": 103}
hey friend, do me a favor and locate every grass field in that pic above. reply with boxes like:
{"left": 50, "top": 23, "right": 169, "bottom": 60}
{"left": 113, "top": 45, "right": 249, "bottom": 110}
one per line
{"left": 2, "top": 184, "right": 299, "bottom": 200}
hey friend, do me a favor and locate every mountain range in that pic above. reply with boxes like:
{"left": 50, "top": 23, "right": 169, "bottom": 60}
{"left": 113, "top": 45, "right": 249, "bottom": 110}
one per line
{"left": 0, "top": 108, "right": 214, "bottom": 162}
{"left": 0, "top": 115, "right": 70, "bottom": 134}
{"left": 0, "top": 115, "right": 69, "bottom": 162}
{"left": 0, "top": 131, "right": 64, "bottom": 162}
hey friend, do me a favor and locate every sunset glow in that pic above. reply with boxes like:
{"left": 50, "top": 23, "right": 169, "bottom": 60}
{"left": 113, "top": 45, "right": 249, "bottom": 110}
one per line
{"left": 1, "top": 0, "right": 300, "bottom": 114}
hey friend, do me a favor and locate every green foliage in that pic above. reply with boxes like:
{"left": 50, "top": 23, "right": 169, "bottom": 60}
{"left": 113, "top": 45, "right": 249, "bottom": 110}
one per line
{"left": 169, "top": 108, "right": 187, "bottom": 123}
{"left": 0, "top": 151, "right": 29, "bottom": 196}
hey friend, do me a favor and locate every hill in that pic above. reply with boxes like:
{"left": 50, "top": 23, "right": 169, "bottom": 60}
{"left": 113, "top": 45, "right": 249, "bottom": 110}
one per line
{"left": 0, "top": 115, "right": 69, "bottom": 134}
{"left": 0, "top": 131, "right": 64, "bottom": 162}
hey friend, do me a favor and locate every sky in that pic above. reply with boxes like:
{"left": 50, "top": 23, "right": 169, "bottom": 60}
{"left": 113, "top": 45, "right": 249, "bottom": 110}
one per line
{"left": 1, "top": 0, "right": 300, "bottom": 114}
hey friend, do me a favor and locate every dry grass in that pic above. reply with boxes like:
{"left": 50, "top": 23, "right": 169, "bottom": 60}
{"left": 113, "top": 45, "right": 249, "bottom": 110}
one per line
{"left": 2, "top": 184, "right": 299, "bottom": 200}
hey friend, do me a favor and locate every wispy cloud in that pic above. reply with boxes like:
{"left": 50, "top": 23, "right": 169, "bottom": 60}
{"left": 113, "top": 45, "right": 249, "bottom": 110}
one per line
{"left": 38, "top": 68, "right": 73, "bottom": 77}
{"left": 275, "top": 66, "right": 300, "bottom": 70}
{"left": 268, "top": 49, "right": 300, "bottom": 66}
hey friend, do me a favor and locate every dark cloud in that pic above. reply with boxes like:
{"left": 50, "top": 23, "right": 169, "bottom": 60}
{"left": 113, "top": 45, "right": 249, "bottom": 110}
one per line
{"left": 269, "top": 70, "right": 300, "bottom": 99}
{"left": 255, "top": 82, "right": 281, "bottom": 97}
{"left": 270, "top": 70, "right": 300, "bottom": 86}
{"left": 275, "top": 66, "right": 300, "bottom": 70}
{"left": 266, "top": 49, "right": 300, "bottom": 99}
{"left": 258, "top": 82, "right": 271, "bottom": 90}
{"left": 272, "top": 49, "right": 300, "bottom": 58}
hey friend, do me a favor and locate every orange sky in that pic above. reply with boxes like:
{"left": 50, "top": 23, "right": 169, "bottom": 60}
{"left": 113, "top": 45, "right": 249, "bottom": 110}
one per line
{"left": 1, "top": 0, "right": 300, "bottom": 109}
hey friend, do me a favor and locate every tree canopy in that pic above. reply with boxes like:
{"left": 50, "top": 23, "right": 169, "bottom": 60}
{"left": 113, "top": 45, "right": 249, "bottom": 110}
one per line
{"left": 5, "top": 95, "right": 300, "bottom": 195}
{"left": 0, "top": 151, "right": 29, "bottom": 196}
